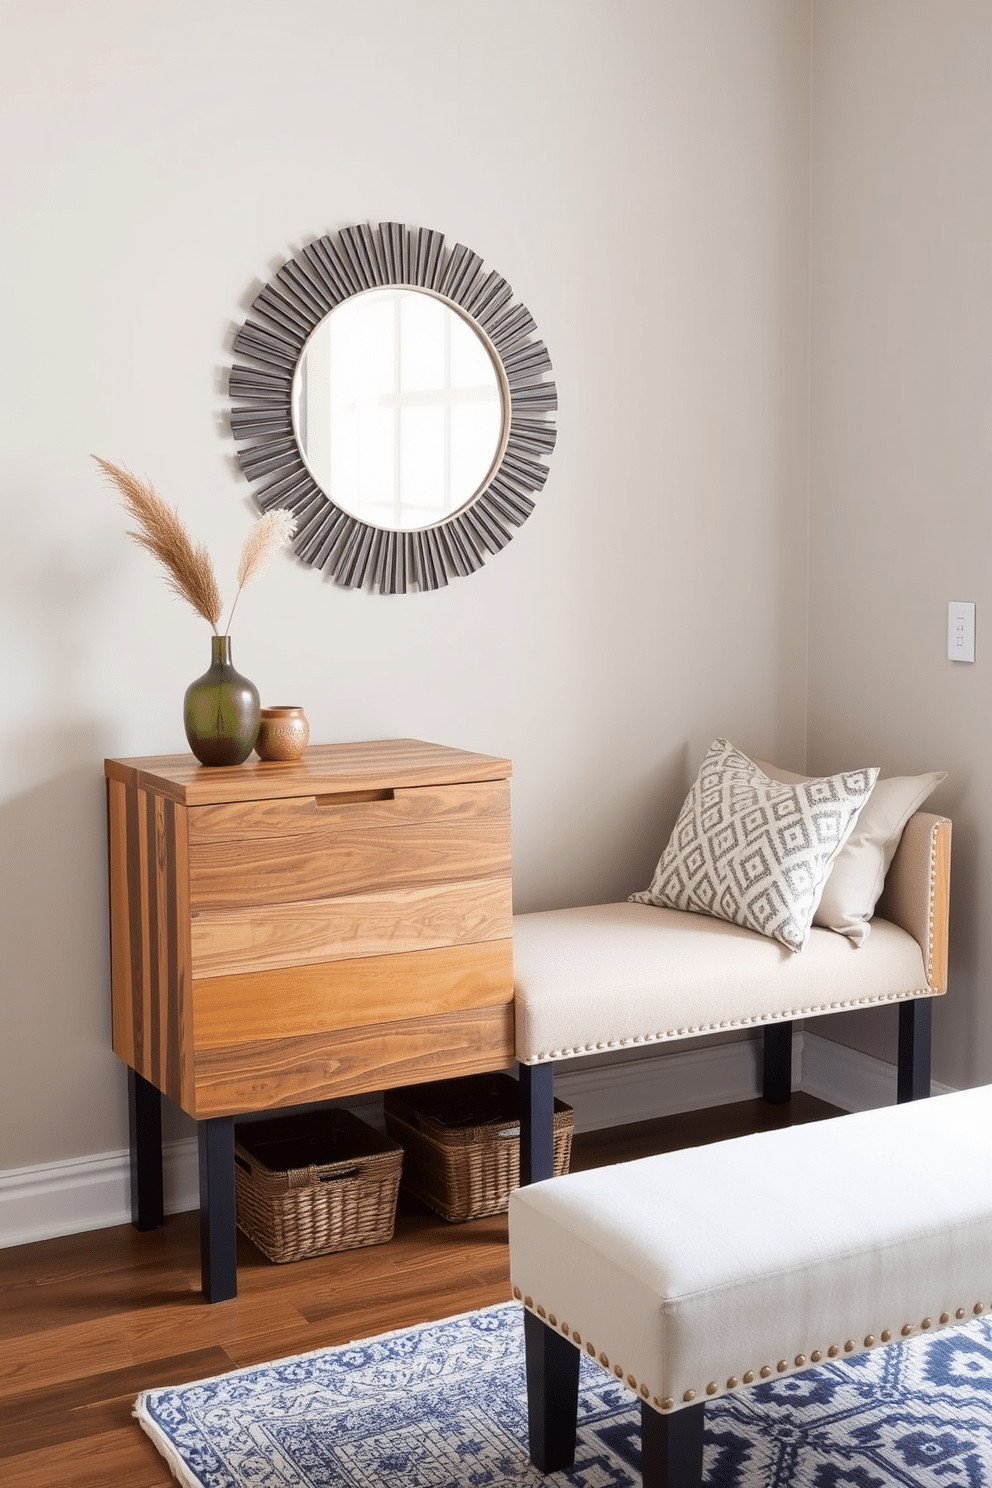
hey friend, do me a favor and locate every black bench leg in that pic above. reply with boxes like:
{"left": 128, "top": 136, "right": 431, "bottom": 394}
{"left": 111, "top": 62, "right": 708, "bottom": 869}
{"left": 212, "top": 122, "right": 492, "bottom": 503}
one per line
{"left": 641, "top": 1399, "right": 705, "bottom": 1488}
{"left": 523, "top": 1309, "right": 580, "bottom": 1474}
{"left": 127, "top": 1068, "right": 164, "bottom": 1231}
{"left": 519, "top": 1061, "right": 556, "bottom": 1185}
{"left": 762, "top": 1020, "right": 793, "bottom": 1104}
{"left": 197, "top": 1116, "right": 238, "bottom": 1302}
{"left": 897, "top": 998, "right": 932, "bottom": 1103}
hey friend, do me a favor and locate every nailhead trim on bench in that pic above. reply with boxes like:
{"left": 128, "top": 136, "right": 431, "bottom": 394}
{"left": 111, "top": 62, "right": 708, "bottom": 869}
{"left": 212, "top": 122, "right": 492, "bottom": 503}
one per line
{"left": 513, "top": 1289, "right": 988, "bottom": 1411}
{"left": 924, "top": 818, "right": 938, "bottom": 985}
{"left": 519, "top": 987, "right": 936, "bottom": 1064}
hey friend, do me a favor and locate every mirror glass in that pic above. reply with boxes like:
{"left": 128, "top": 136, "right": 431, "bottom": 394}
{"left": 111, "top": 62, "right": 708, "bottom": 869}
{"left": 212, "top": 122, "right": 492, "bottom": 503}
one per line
{"left": 291, "top": 287, "right": 506, "bottom": 532}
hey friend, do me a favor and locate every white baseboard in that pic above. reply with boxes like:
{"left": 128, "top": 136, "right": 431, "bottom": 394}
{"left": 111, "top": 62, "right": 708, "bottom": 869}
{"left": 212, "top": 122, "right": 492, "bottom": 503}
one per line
{"left": 0, "top": 1136, "right": 201, "bottom": 1251}
{"left": 0, "top": 1036, "right": 951, "bottom": 1249}
{"left": 800, "top": 1030, "right": 954, "bottom": 1110}
{"left": 0, "top": 1150, "right": 131, "bottom": 1250}
{"left": 554, "top": 1036, "right": 771, "bottom": 1133}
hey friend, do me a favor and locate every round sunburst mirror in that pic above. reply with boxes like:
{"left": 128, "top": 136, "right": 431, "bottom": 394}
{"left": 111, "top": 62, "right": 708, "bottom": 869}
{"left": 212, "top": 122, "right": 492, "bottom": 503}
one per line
{"left": 229, "top": 222, "right": 557, "bottom": 593}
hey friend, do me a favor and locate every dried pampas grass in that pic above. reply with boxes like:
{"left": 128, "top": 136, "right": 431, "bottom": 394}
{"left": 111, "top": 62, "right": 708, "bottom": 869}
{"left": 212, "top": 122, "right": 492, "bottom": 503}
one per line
{"left": 227, "top": 509, "right": 298, "bottom": 629}
{"left": 95, "top": 457, "right": 223, "bottom": 630}
{"left": 95, "top": 456, "right": 296, "bottom": 634}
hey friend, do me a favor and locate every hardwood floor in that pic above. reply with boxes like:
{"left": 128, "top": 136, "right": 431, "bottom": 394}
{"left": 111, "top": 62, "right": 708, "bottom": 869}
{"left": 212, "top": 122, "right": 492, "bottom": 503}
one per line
{"left": 0, "top": 1094, "right": 838, "bottom": 1487}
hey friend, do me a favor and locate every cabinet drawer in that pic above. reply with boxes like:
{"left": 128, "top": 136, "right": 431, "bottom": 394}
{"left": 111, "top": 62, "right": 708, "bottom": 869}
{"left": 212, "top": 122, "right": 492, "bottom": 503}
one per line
{"left": 187, "top": 780, "right": 510, "bottom": 910}
{"left": 192, "top": 1003, "right": 516, "bottom": 1117}
{"left": 190, "top": 876, "right": 512, "bottom": 979}
{"left": 192, "top": 940, "right": 513, "bottom": 1047}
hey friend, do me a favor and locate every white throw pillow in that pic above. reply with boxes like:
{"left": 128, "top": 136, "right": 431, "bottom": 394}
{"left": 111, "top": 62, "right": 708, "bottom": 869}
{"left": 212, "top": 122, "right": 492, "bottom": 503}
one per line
{"left": 754, "top": 759, "right": 945, "bottom": 946}
{"left": 631, "top": 739, "right": 878, "bottom": 953}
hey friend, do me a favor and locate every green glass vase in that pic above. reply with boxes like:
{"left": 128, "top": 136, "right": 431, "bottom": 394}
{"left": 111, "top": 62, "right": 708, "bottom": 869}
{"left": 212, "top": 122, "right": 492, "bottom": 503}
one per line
{"left": 183, "top": 635, "right": 260, "bottom": 766}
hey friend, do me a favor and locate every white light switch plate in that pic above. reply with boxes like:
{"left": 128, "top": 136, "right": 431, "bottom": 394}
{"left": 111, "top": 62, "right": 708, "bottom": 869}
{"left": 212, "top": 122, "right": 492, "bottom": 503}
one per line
{"left": 948, "top": 600, "right": 976, "bottom": 662}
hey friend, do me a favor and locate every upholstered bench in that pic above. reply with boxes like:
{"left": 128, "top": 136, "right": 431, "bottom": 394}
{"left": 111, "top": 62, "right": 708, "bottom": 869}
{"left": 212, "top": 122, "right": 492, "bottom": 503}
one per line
{"left": 509, "top": 1085, "right": 992, "bottom": 1487}
{"left": 514, "top": 741, "right": 951, "bottom": 1184}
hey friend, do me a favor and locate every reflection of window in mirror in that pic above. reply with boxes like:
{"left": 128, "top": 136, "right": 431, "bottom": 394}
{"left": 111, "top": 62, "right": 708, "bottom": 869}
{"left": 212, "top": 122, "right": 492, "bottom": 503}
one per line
{"left": 292, "top": 288, "right": 505, "bottom": 531}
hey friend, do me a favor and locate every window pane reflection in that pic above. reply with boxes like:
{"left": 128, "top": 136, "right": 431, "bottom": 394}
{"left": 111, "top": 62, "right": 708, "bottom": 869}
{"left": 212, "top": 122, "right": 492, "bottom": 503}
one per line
{"left": 292, "top": 287, "right": 505, "bottom": 531}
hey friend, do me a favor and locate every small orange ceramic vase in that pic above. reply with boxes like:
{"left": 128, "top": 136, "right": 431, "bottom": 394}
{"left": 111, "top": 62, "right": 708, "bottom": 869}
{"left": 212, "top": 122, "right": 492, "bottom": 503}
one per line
{"left": 254, "top": 705, "right": 310, "bottom": 762}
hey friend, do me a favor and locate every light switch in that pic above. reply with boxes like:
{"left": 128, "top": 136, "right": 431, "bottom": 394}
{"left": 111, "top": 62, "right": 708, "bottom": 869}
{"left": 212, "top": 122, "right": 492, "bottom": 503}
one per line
{"left": 948, "top": 601, "right": 976, "bottom": 663}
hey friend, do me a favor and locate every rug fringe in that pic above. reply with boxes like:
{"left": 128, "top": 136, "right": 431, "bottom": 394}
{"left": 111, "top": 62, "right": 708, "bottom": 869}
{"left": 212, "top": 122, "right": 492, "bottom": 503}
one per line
{"left": 134, "top": 1394, "right": 208, "bottom": 1488}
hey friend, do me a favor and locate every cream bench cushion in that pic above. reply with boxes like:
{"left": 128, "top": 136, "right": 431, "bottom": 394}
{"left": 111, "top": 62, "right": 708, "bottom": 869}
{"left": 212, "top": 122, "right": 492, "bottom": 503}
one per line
{"left": 514, "top": 902, "right": 929, "bottom": 1064}
{"left": 509, "top": 1084, "right": 992, "bottom": 1481}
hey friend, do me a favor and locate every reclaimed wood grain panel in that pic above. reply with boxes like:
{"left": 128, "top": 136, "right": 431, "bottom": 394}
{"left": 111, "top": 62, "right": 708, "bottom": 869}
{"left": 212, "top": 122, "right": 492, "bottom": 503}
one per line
{"left": 188, "top": 816, "right": 510, "bottom": 910}
{"left": 188, "top": 779, "right": 509, "bottom": 841}
{"left": 191, "top": 939, "right": 513, "bottom": 1047}
{"left": 106, "top": 778, "right": 194, "bottom": 1111}
{"left": 106, "top": 779, "right": 133, "bottom": 1064}
{"left": 189, "top": 876, "right": 512, "bottom": 979}
{"left": 191, "top": 1003, "right": 515, "bottom": 1116}
{"left": 105, "top": 738, "right": 511, "bottom": 807}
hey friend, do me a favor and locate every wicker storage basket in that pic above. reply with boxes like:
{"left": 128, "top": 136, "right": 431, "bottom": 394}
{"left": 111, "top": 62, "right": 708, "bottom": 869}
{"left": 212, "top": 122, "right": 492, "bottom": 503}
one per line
{"left": 383, "top": 1072, "right": 573, "bottom": 1223}
{"left": 234, "top": 1108, "right": 403, "bottom": 1263}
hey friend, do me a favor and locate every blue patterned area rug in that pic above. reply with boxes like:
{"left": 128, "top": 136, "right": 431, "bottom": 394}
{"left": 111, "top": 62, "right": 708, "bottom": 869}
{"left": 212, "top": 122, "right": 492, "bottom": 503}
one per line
{"left": 136, "top": 1301, "right": 992, "bottom": 1487}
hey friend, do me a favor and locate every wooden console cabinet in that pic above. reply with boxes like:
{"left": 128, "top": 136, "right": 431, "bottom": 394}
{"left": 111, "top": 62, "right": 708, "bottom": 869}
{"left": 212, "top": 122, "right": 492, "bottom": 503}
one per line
{"left": 105, "top": 738, "right": 513, "bottom": 1299}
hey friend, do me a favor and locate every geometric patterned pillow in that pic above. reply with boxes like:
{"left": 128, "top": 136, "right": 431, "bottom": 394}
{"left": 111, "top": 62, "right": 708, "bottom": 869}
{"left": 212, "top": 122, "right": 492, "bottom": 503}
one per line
{"left": 630, "top": 739, "right": 879, "bottom": 952}
{"left": 754, "top": 759, "right": 944, "bottom": 946}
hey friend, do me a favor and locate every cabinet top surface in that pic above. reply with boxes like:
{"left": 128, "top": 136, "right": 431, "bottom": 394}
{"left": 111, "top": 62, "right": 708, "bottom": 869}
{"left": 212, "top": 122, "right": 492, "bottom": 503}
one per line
{"left": 105, "top": 738, "right": 512, "bottom": 805}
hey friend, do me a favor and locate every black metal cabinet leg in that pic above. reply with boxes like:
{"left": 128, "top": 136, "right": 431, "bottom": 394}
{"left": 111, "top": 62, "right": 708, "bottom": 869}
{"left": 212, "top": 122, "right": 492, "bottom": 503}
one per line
{"left": 523, "top": 1309, "right": 580, "bottom": 1474}
{"left": 519, "top": 1062, "right": 556, "bottom": 1186}
{"left": 762, "top": 1020, "right": 794, "bottom": 1105}
{"left": 127, "top": 1068, "right": 164, "bottom": 1231}
{"left": 897, "top": 998, "right": 932, "bottom": 1103}
{"left": 641, "top": 1399, "right": 705, "bottom": 1488}
{"left": 197, "top": 1116, "right": 238, "bottom": 1302}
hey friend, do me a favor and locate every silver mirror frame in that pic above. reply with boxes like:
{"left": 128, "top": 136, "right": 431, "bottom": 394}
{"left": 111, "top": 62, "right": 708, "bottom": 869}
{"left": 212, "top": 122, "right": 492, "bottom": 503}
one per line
{"left": 229, "top": 222, "right": 558, "bottom": 593}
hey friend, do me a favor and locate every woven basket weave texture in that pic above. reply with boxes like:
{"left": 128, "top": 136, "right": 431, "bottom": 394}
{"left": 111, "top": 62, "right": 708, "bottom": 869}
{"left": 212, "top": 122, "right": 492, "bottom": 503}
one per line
{"left": 234, "top": 1108, "right": 403, "bottom": 1264}
{"left": 384, "top": 1071, "right": 573, "bottom": 1223}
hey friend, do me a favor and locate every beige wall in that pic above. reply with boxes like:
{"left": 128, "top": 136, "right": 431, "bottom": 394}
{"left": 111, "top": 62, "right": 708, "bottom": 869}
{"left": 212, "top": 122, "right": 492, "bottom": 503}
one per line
{"left": 0, "top": 1, "right": 812, "bottom": 1172}
{"left": 808, "top": 1, "right": 990, "bottom": 1089}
